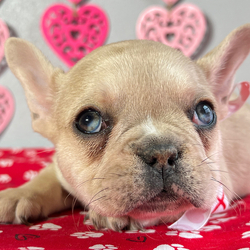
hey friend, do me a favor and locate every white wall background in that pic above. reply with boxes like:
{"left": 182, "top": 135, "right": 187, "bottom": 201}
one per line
{"left": 0, "top": 0, "right": 249, "bottom": 148}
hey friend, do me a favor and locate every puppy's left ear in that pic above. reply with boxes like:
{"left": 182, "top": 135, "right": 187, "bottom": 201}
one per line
{"left": 197, "top": 24, "right": 250, "bottom": 120}
{"left": 5, "top": 38, "right": 63, "bottom": 141}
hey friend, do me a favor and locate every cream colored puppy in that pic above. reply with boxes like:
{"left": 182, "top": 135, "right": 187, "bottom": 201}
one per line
{"left": 1, "top": 24, "right": 250, "bottom": 231}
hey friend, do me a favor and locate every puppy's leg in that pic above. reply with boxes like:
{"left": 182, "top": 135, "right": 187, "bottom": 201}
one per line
{"left": 0, "top": 162, "right": 73, "bottom": 224}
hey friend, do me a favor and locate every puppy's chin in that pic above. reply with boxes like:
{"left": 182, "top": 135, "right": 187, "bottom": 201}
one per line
{"left": 127, "top": 191, "right": 193, "bottom": 220}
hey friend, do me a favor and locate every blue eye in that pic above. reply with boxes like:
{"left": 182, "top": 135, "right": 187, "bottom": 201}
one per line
{"left": 192, "top": 102, "right": 214, "bottom": 126}
{"left": 76, "top": 109, "right": 103, "bottom": 134}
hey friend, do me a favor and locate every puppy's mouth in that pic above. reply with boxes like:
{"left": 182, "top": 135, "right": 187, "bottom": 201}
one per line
{"left": 128, "top": 188, "right": 198, "bottom": 219}
{"left": 126, "top": 160, "right": 204, "bottom": 218}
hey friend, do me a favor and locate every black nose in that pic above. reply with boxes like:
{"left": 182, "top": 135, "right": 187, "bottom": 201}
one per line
{"left": 136, "top": 143, "right": 179, "bottom": 169}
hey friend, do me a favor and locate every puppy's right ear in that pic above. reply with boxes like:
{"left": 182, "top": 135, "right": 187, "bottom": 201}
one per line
{"left": 5, "top": 38, "right": 63, "bottom": 141}
{"left": 197, "top": 24, "right": 250, "bottom": 120}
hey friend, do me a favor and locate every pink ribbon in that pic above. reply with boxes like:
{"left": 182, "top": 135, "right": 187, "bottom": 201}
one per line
{"left": 169, "top": 186, "right": 229, "bottom": 231}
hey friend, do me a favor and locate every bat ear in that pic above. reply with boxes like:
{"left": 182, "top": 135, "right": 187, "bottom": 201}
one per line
{"left": 5, "top": 37, "right": 63, "bottom": 140}
{"left": 197, "top": 24, "right": 250, "bottom": 120}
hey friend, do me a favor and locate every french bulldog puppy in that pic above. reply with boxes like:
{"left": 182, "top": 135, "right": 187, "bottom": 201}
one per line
{"left": 1, "top": 24, "right": 250, "bottom": 231}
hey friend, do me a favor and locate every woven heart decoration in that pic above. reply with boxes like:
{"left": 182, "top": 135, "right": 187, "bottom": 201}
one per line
{"left": 136, "top": 2, "right": 206, "bottom": 57}
{"left": 41, "top": 3, "right": 109, "bottom": 67}
{"left": 0, "top": 18, "right": 9, "bottom": 63}
{"left": 0, "top": 86, "right": 15, "bottom": 134}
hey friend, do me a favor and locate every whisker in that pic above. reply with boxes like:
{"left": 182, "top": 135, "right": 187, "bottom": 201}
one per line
{"left": 211, "top": 177, "right": 241, "bottom": 200}
{"left": 205, "top": 161, "right": 216, "bottom": 165}
{"left": 36, "top": 148, "right": 55, "bottom": 154}
{"left": 109, "top": 173, "right": 124, "bottom": 177}
{"left": 210, "top": 176, "right": 246, "bottom": 215}
{"left": 63, "top": 190, "right": 84, "bottom": 230}
{"left": 85, "top": 188, "right": 109, "bottom": 208}
{"left": 77, "top": 210, "right": 83, "bottom": 228}
{"left": 190, "top": 143, "right": 203, "bottom": 147}
{"left": 210, "top": 170, "right": 229, "bottom": 174}
{"left": 76, "top": 177, "right": 106, "bottom": 189}
{"left": 64, "top": 192, "right": 73, "bottom": 206}
{"left": 221, "top": 161, "right": 239, "bottom": 167}
{"left": 196, "top": 161, "right": 215, "bottom": 168}
{"left": 201, "top": 151, "right": 222, "bottom": 163}
{"left": 159, "top": 218, "right": 169, "bottom": 228}
{"left": 88, "top": 195, "right": 107, "bottom": 206}
{"left": 222, "top": 138, "right": 241, "bottom": 142}
{"left": 71, "top": 196, "right": 79, "bottom": 230}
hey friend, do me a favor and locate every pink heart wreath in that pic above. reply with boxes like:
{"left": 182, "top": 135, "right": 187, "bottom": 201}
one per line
{"left": 41, "top": 3, "right": 109, "bottom": 67}
{"left": 137, "top": 2, "right": 206, "bottom": 57}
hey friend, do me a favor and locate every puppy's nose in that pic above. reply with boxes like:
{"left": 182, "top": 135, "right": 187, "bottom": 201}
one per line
{"left": 136, "top": 143, "right": 178, "bottom": 169}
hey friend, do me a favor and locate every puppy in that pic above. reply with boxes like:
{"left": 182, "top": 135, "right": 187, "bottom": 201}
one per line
{"left": 1, "top": 24, "right": 250, "bottom": 231}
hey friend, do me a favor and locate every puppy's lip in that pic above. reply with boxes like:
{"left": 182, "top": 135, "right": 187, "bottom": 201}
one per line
{"left": 127, "top": 190, "right": 192, "bottom": 219}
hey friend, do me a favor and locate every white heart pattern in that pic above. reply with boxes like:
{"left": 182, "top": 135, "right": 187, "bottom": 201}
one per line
{"left": 0, "top": 174, "right": 11, "bottom": 183}
{"left": 11, "top": 148, "right": 22, "bottom": 154}
{"left": 89, "top": 244, "right": 118, "bottom": 250}
{"left": 29, "top": 223, "right": 62, "bottom": 231}
{"left": 23, "top": 170, "right": 38, "bottom": 181}
{"left": 18, "top": 248, "right": 45, "bottom": 250}
{"left": 209, "top": 216, "right": 237, "bottom": 224}
{"left": 154, "top": 244, "right": 189, "bottom": 250}
{"left": 165, "top": 230, "right": 203, "bottom": 239}
{"left": 179, "top": 232, "right": 203, "bottom": 239}
{"left": 24, "top": 149, "right": 37, "bottom": 157}
{"left": 199, "top": 225, "right": 221, "bottom": 232}
{"left": 242, "top": 231, "right": 250, "bottom": 239}
{"left": 125, "top": 229, "right": 156, "bottom": 234}
{"left": 0, "top": 159, "right": 14, "bottom": 167}
{"left": 209, "top": 213, "right": 228, "bottom": 220}
{"left": 71, "top": 231, "right": 104, "bottom": 239}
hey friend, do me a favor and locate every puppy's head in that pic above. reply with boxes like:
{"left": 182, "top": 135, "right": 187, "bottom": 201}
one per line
{"left": 5, "top": 24, "right": 250, "bottom": 222}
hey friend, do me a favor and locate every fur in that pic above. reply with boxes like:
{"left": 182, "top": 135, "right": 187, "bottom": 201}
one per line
{"left": 1, "top": 24, "right": 250, "bottom": 231}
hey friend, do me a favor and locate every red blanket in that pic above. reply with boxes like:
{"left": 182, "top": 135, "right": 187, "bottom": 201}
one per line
{"left": 0, "top": 148, "right": 250, "bottom": 250}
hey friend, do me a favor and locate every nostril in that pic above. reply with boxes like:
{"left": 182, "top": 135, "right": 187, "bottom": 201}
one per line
{"left": 168, "top": 152, "right": 178, "bottom": 167}
{"left": 168, "top": 158, "right": 175, "bottom": 167}
{"left": 148, "top": 157, "right": 157, "bottom": 166}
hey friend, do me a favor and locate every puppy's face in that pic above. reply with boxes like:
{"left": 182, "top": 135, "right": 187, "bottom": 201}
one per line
{"left": 6, "top": 24, "right": 250, "bottom": 223}
{"left": 53, "top": 41, "right": 220, "bottom": 220}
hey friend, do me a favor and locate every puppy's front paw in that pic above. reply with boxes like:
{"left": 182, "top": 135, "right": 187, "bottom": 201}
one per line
{"left": 0, "top": 187, "right": 46, "bottom": 224}
{"left": 85, "top": 210, "right": 143, "bottom": 231}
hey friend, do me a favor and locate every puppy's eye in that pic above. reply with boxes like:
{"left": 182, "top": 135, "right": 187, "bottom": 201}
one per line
{"left": 192, "top": 102, "right": 214, "bottom": 126}
{"left": 75, "top": 109, "right": 105, "bottom": 134}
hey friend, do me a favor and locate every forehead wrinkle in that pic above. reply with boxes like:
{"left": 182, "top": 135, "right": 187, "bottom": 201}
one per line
{"left": 56, "top": 40, "right": 212, "bottom": 128}
{"left": 56, "top": 68, "right": 123, "bottom": 125}
{"left": 68, "top": 84, "right": 121, "bottom": 123}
